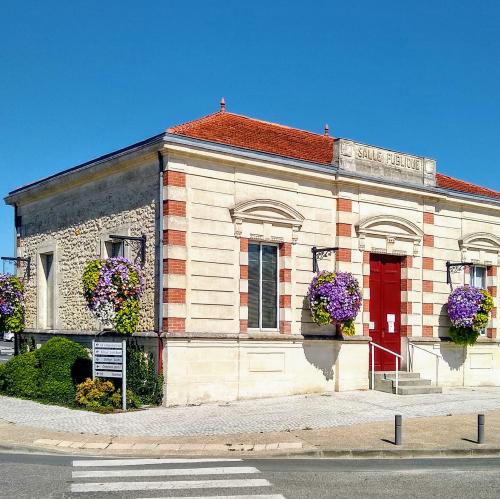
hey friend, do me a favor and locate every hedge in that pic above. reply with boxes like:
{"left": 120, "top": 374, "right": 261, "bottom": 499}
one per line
{"left": 0, "top": 337, "right": 91, "bottom": 405}
{"left": 36, "top": 337, "right": 92, "bottom": 404}
{"left": 0, "top": 351, "right": 39, "bottom": 398}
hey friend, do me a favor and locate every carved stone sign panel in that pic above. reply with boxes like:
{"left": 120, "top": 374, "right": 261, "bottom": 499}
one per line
{"left": 334, "top": 139, "right": 436, "bottom": 187}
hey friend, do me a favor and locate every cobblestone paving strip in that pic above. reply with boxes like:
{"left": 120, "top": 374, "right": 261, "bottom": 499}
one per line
{"left": 1, "top": 387, "right": 500, "bottom": 438}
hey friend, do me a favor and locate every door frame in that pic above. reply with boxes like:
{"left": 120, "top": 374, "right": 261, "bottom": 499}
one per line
{"left": 368, "top": 252, "right": 403, "bottom": 371}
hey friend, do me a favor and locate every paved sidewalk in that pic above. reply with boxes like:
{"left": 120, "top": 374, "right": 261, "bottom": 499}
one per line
{"left": 1, "top": 388, "right": 500, "bottom": 457}
{"left": 1, "top": 387, "right": 500, "bottom": 437}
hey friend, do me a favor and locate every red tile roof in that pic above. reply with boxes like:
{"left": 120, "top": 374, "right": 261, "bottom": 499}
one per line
{"left": 168, "top": 110, "right": 500, "bottom": 201}
{"left": 436, "top": 173, "right": 500, "bottom": 200}
{"left": 168, "top": 111, "right": 334, "bottom": 165}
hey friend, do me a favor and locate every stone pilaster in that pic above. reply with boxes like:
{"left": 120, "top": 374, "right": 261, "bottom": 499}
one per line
{"left": 163, "top": 169, "right": 187, "bottom": 333}
{"left": 279, "top": 242, "right": 292, "bottom": 334}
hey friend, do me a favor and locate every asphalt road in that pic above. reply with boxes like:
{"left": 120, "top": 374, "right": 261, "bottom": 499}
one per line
{"left": 0, "top": 340, "right": 14, "bottom": 364}
{"left": 0, "top": 452, "right": 499, "bottom": 498}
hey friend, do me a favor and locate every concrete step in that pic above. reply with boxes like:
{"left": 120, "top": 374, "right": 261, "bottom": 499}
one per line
{"left": 386, "top": 378, "right": 432, "bottom": 387}
{"left": 372, "top": 371, "right": 421, "bottom": 381}
{"left": 396, "top": 385, "right": 443, "bottom": 395}
{"left": 370, "top": 371, "right": 442, "bottom": 395}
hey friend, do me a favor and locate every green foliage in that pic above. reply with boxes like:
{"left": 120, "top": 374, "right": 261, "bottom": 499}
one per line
{"left": 315, "top": 272, "right": 335, "bottom": 286}
{"left": 0, "top": 275, "right": 25, "bottom": 333}
{"left": 126, "top": 341, "right": 163, "bottom": 406}
{"left": 19, "top": 335, "right": 36, "bottom": 354}
{"left": 75, "top": 378, "right": 142, "bottom": 411}
{"left": 449, "top": 326, "right": 480, "bottom": 346}
{"left": 0, "top": 363, "right": 5, "bottom": 391}
{"left": 35, "top": 337, "right": 92, "bottom": 405}
{"left": 311, "top": 301, "right": 331, "bottom": 326}
{"left": 473, "top": 312, "right": 490, "bottom": 331}
{"left": 82, "top": 260, "right": 103, "bottom": 300}
{"left": 115, "top": 299, "right": 140, "bottom": 335}
{"left": 340, "top": 319, "right": 356, "bottom": 336}
{"left": 0, "top": 351, "right": 39, "bottom": 398}
{"left": 480, "top": 289, "right": 494, "bottom": 314}
{"left": 75, "top": 377, "right": 116, "bottom": 409}
{"left": 0, "top": 337, "right": 94, "bottom": 407}
{"left": 0, "top": 305, "right": 24, "bottom": 334}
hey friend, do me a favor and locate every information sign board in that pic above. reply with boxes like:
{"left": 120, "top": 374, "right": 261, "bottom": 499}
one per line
{"left": 92, "top": 339, "right": 127, "bottom": 410}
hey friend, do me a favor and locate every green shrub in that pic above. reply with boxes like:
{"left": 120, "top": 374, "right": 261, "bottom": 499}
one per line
{"left": 19, "top": 335, "right": 36, "bottom": 354}
{"left": 75, "top": 377, "right": 141, "bottom": 411}
{"left": 127, "top": 341, "right": 163, "bottom": 405}
{"left": 35, "top": 337, "right": 91, "bottom": 405}
{"left": 1, "top": 351, "right": 39, "bottom": 398}
{"left": 0, "top": 363, "right": 6, "bottom": 391}
{"left": 75, "top": 377, "right": 116, "bottom": 409}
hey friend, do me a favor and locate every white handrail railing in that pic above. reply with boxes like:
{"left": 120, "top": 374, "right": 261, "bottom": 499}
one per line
{"left": 407, "top": 342, "right": 442, "bottom": 387}
{"left": 369, "top": 342, "right": 403, "bottom": 395}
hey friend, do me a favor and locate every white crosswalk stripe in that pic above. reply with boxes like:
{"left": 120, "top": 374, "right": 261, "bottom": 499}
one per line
{"left": 73, "top": 466, "right": 261, "bottom": 478}
{"left": 70, "top": 457, "right": 286, "bottom": 498}
{"left": 72, "top": 479, "right": 271, "bottom": 493}
{"left": 73, "top": 458, "right": 243, "bottom": 467}
{"left": 138, "top": 496, "right": 285, "bottom": 499}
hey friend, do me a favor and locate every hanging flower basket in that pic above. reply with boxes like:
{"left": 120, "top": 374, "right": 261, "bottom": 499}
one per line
{"left": 447, "top": 285, "right": 493, "bottom": 345}
{"left": 0, "top": 274, "right": 25, "bottom": 334}
{"left": 307, "top": 271, "right": 362, "bottom": 336}
{"left": 82, "top": 257, "right": 144, "bottom": 335}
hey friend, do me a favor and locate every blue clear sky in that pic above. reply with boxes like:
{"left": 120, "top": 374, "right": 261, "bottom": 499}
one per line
{"left": 1, "top": 1, "right": 499, "bottom": 258}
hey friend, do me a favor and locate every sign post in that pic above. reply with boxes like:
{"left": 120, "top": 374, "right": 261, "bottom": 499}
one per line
{"left": 92, "top": 339, "right": 127, "bottom": 411}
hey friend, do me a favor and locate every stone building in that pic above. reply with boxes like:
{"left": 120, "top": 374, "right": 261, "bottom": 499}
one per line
{"left": 4, "top": 103, "right": 500, "bottom": 405}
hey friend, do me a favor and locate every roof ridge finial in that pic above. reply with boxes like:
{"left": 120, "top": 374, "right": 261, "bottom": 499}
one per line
{"left": 220, "top": 97, "right": 226, "bottom": 113}
{"left": 324, "top": 123, "right": 329, "bottom": 137}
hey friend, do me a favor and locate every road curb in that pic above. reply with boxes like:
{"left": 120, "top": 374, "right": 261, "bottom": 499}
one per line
{"left": 286, "top": 447, "right": 500, "bottom": 459}
{"left": 2, "top": 440, "right": 500, "bottom": 459}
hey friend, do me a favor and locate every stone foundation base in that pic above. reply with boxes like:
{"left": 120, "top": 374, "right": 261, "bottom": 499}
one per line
{"left": 404, "top": 337, "right": 500, "bottom": 387}
{"left": 162, "top": 335, "right": 370, "bottom": 406}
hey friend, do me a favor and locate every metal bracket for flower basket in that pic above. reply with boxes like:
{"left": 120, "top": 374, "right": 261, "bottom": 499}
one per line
{"left": 311, "top": 246, "right": 338, "bottom": 273}
{"left": 1, "top": 256, "right": 31, "bottom": 280}
{"left": 446, "top": 260, "right": 474, "bottom": 289}
{"left": 109, "top": 234, "right": 147, "bottom": 266}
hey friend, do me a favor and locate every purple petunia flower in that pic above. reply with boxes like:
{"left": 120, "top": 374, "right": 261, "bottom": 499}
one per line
{"left": 308, "top": 271, "right": 362, "bottom": 324}
{"left": 447, "top": 286, "right": 484, "bottom": 328}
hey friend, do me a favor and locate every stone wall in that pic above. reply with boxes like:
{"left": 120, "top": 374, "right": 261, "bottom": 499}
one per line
{"left": 163, "top": 337, "right": 369, "bottom": 406}
{"left": 17, "top": 158, "right": 159, "bottom": 332}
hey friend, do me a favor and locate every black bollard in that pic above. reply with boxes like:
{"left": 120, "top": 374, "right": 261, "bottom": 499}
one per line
{"left": 478, "top": 414, "right": 485, "bottom": 444}
{"left": 395, "top": 414, "right": 402, "bottom": 446}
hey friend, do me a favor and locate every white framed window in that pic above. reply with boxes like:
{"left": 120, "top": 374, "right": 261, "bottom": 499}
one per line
{"left": 471, "top": 265, "right": 487, "bottom": 289}
{"left": 248, "top": 242, "right": 279, "bottom": 330}
{"left": 40, "top": 252, "right": 55, "bottom": 329}
{"left": 471, "top": 265, "right": 488, "bottom": 335}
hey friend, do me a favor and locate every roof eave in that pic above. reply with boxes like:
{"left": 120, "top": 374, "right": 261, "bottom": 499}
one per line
{"left": 5, "top": 133, "right": 166, "bottom": 205}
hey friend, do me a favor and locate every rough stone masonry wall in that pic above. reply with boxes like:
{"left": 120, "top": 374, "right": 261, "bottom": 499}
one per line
{"left": 17, "top": 159, "right": 158, "bottom": 332}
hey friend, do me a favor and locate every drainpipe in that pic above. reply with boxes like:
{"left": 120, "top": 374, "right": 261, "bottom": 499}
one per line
{"left": 13, "top": 203, "right": 19, "bottom": 356}
{"left": 157, "top": 151, "right": 165, "bottom": 373}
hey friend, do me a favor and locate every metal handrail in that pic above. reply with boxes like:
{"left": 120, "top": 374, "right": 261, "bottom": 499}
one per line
{"left": 369, "top": 342, "right": 403, "bottom": 395}
{"left": 408, "top": 342, "right": 442, "bottom": 387}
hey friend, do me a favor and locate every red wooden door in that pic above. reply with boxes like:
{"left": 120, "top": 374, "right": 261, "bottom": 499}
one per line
{"left": 369, "top": 254, "right": 402, "bottom": 371}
